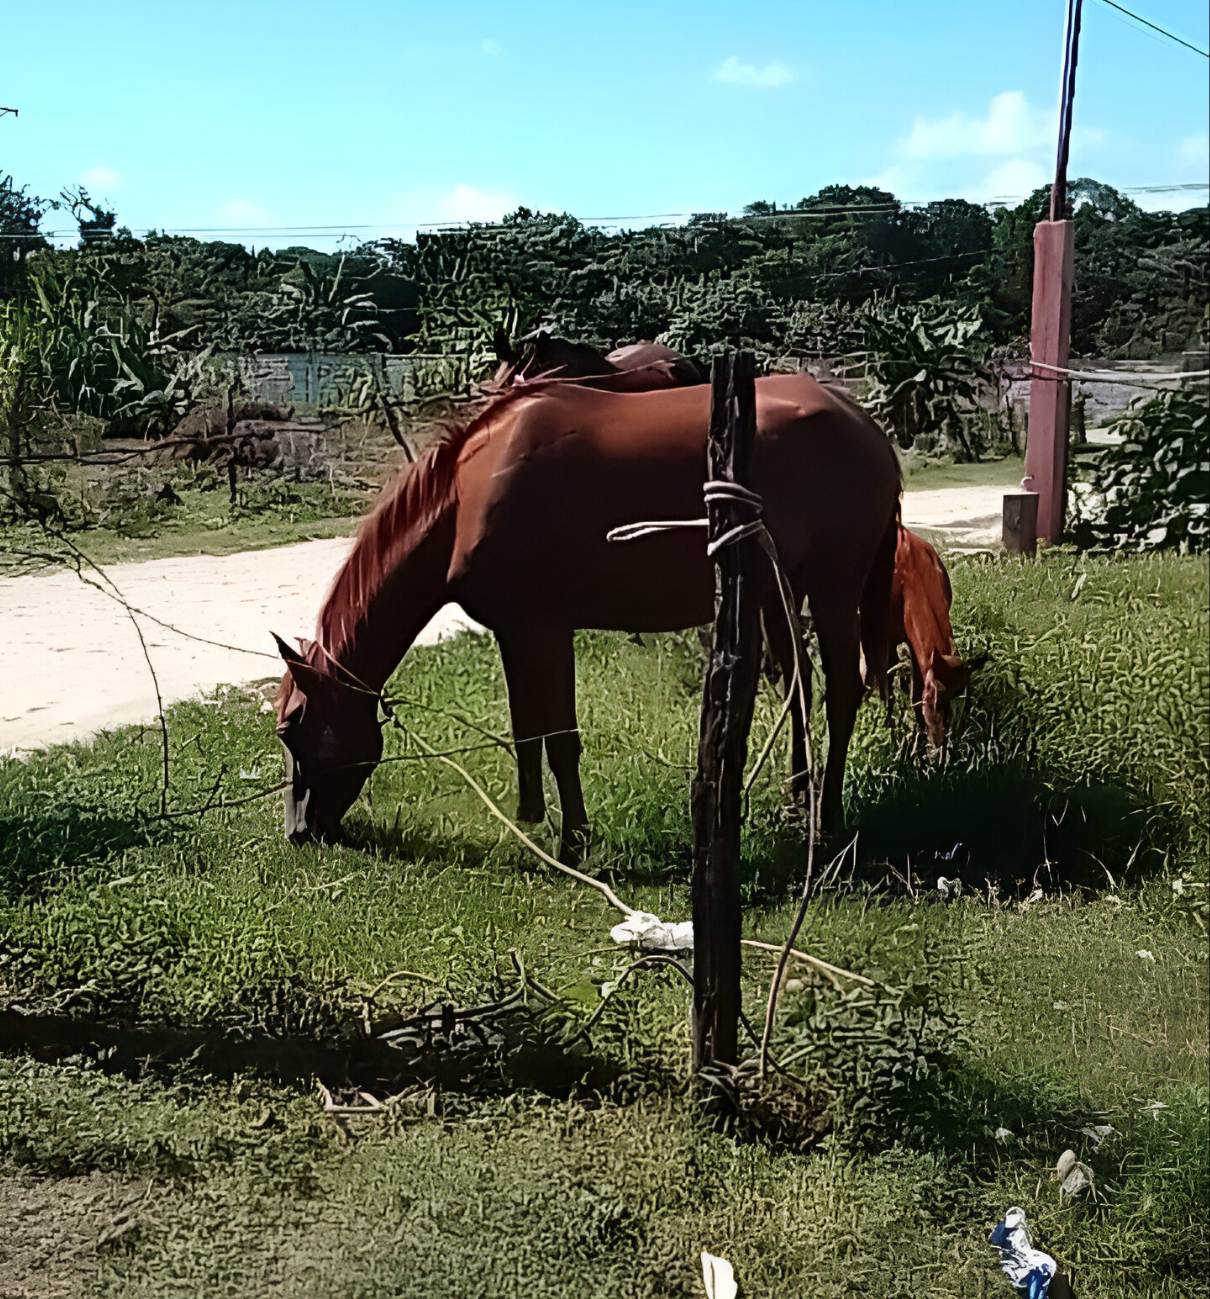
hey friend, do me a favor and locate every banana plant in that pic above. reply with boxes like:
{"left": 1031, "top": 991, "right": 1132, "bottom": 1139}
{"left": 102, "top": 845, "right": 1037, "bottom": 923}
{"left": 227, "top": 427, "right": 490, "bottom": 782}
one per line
{"left": 860, "top": 298, "right": 991, "bottom": 459}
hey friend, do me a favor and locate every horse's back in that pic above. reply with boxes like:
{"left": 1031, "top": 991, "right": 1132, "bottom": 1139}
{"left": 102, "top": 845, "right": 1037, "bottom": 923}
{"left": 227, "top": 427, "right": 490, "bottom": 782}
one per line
{"left": 447, "top": 375, "right": 899, "bottom": 628}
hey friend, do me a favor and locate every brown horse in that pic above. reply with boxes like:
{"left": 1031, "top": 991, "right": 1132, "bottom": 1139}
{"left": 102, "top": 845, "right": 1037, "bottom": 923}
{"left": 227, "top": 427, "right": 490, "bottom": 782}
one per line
{"left": 492, "top": 331, "right": 702, "bottom": 391}
{"left": 888, "top": 525, "right": 970, "bottom": 746}
{"left": 275, "top": 373, "right": 900, "bottom": 858}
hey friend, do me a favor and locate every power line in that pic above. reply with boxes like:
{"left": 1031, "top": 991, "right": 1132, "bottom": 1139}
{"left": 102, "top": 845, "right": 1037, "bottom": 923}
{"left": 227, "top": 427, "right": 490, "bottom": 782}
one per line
{"left": 2, "top": 183, "right": 1205, "bottom": 242}
{"left": 1094, "top": 0, "right": 1210, "bottom": 56}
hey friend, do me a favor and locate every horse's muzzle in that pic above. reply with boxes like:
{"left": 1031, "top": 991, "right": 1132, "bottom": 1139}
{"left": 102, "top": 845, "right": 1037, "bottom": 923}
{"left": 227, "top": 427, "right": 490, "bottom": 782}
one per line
{"left": 284, "top": 785, "right": 314, "bottom": 844}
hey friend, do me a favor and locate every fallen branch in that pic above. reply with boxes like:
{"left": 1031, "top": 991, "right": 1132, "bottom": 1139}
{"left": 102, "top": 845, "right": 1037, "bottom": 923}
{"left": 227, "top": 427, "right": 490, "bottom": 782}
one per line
{"left": 742, "top": 936, "right": 874, "bottom": 989}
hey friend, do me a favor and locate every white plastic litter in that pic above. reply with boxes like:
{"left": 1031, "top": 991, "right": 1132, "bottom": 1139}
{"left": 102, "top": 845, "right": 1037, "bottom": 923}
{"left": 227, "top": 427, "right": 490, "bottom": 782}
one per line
{"left": 989, "top": 1207, "right": 1057, "bottom": 1296}
{"left": 1055, "top": 1149, "right": 1096, "bottom": 1200}
{"left": 995, "top": 1126, "right": 1015, "bottom": 1143}
{"left": 610, "top": 911, "right": 694, "bottom": 951}
{"left": 1136, "top": 949, "right": 1156, "bottom": 961}
{"left": 936, "top": 875, "right": 962, "bottom": 900}
{"left": 701, "top": 1251, "right": 738, "bottom": 1299}
{"left": 1081, "top": 1123, "right": 1116, "bottom": 1145}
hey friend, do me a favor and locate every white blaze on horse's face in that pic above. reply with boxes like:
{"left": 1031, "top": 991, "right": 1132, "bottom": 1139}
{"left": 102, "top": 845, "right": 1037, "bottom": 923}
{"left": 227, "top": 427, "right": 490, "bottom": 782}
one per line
{"left": 276, "top": 673, "right": 382, "bottom": 845}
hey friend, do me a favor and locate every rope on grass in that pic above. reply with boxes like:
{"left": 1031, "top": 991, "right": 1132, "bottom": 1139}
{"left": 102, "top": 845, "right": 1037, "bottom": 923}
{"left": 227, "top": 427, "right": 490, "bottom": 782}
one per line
{"left": 402, "top": 726, "right": 637, "bottom": 918}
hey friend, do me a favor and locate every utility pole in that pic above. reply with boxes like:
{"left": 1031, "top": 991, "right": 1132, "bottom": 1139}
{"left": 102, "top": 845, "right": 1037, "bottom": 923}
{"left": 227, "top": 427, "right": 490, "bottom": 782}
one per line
{"left": 1015, "top": 0, "right": 1083, "bottom": 549}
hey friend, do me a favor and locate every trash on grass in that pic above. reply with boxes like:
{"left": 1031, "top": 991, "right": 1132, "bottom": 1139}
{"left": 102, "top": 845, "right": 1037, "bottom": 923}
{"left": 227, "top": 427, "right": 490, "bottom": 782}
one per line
{"left": 936, "top": 875, "right": 962, "bottom": 900}
{"left": 1135, "top": 949, "right": 1155, "bottom": 961}
{"left": 989, "top": 1207, "right": 1057, "bottom": 1298}
{"left": 610, "top": 911, "right": 694, "bottom": 951}
{"left": 1055, "top": 1149, "right": 1095, "bottom": 1200}
{"left": 701, "top": 1251, "right": 738, "bottom": 1299}
{"left": 995, "top": 1126, "right": 1015, "bottom": 1143}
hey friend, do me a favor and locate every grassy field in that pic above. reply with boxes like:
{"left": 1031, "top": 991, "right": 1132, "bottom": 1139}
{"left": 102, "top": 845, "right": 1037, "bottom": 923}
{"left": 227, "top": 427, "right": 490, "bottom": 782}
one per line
{"left": 0, "top": 551, "right": 1206, "bottom": 1297}
{"left": 897, "top": 451, "right": 1026, "bottom": 492}
{"left": 0, "top": 477, "right": 365, "bottom": 573}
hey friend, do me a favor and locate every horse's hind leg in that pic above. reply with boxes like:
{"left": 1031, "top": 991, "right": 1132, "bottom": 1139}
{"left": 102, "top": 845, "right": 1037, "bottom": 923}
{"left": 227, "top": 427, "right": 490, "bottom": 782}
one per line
{"left": 812, "top": 593, "right": 865, "bottom": 840}
{"left": 762, "top": 599, "right": 812, "bottom": 803}
{"left": 496, "top": 624, "right": 587, "bottom": 861}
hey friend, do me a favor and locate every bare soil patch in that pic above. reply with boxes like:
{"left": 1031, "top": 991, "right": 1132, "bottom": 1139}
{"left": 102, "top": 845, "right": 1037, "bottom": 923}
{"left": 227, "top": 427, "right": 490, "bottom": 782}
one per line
{"left": 0, "top": 1170, "right": 149, "bottom": 1299}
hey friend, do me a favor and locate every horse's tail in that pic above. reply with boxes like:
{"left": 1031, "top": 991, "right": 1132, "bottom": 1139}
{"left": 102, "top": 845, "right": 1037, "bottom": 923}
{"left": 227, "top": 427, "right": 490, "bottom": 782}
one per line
{"left": 860, "top": 504, "right": 900, "bottom": 706}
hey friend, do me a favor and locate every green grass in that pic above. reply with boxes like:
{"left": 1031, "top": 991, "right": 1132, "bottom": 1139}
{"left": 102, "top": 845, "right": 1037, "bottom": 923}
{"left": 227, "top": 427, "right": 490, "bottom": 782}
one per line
{"left": 899, "top": 451, "right": 1027, "bottom": 491}
{"left": 0, "top": 552, "right": 1206, "bottom": 1297}
{"left": 0, "top": 477, "right": 363, "bottom": 572}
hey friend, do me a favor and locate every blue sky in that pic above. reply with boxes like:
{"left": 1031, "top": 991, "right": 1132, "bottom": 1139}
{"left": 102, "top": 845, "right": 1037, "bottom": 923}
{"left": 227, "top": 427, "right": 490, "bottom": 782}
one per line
{"left": 2, "top": 0, "right": 1206, "bottom": 248}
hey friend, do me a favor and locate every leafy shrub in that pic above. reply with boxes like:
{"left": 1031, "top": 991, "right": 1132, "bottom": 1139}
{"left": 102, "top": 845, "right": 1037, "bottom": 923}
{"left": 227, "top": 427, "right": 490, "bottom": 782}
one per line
{"left": 860, "top": 298, "right": 991, "bottom": 458}
{"left": 1069, "top": 386, "right": 1208, "bottom": 553}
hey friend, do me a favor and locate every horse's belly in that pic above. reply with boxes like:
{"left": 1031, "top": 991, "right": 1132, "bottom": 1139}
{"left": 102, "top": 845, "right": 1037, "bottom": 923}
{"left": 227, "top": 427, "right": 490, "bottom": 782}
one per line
{"left": 453, "top": 523, "right": 715, "bottom": 632}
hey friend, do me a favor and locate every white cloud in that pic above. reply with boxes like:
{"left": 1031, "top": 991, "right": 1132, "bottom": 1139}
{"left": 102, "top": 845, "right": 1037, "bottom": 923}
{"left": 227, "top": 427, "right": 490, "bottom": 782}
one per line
{"left": 78, "top": 165, "right": 121, "bottom": 191}
{"left": 482, "top": 37, "right": 502, "bottom": 57}
{"left": 218, "top": 198, "right": 275, "bottom": 225}
{"left": 979, "top": 158, "right": 1049, "bottom": 200}
{"left": 902, "top": 91, "right": 1051, "bottom": 160}
{"left": 712, "top": 56, "right": 795, "bottom": 89}
{"left": 438, "top": 183, "right": 514, "bottom": 224}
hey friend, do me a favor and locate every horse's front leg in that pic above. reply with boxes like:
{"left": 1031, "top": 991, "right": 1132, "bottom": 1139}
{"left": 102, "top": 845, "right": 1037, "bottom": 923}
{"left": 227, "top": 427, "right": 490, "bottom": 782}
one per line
{"left": 496, "top": 623, "right": 588, "bottom": 862}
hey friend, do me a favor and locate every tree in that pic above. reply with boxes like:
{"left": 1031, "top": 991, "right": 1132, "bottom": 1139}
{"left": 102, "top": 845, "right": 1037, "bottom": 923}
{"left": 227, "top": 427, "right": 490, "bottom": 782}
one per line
{"left": 0, "top": 173, "right": 49, "bottom": 297}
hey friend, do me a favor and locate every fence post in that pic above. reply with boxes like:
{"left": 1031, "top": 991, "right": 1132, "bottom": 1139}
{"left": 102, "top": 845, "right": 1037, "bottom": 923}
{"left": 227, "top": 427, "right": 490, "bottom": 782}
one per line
{"left": 691, "top": 351, "right": 762, "bottom": 1071}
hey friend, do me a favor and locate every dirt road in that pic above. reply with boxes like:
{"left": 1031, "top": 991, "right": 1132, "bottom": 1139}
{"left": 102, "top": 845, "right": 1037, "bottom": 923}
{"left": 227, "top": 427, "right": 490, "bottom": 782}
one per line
{"left": 0, "top": 485, "right": 1004, "bottom": 753}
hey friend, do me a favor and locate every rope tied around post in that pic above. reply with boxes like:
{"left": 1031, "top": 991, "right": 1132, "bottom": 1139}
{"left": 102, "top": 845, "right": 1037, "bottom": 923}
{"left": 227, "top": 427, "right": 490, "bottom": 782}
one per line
{"left": 605, "top": 479, "right": 764, "bottom": 555}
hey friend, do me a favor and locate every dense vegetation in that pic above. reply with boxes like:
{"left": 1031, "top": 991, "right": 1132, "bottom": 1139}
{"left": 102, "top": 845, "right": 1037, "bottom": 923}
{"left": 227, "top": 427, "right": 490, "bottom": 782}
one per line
{"left": 1071, "top": 386, "right": 1209, "bottom": 553}
{"left": 3, "top": 175, "right": 1206, "bottom": 422}
{"left": 0, "top": 551, "right": 1206, "bottom": 1296}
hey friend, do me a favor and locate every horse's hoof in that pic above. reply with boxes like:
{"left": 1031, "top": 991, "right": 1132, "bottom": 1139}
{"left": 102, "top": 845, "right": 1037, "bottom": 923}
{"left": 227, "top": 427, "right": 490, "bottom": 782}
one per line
{"left": 558, "top": 830, "right": 591, "bottom": 867}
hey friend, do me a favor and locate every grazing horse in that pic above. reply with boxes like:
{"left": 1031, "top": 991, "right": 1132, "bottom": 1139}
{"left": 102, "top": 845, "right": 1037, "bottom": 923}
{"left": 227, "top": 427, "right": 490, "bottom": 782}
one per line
{"left": 275, "top": 373, "right": 900, "bottom": 859}
{"left": 492, "top": 331, "right": 702, "bottom": 391}
{"left": 888, "top": 525, "right": 969, "bottom": 747}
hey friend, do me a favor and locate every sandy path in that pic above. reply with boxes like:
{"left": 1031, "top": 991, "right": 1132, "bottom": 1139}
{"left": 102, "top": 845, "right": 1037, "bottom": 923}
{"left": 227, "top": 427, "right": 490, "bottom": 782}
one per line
{"left": 0, "top": 484, "right": 1004, "bottom": 753}
{"left": 900, "top": 484, "right": 1005, "bottom": 552}
{"left": 0, "top": 539, "right": 479, "bottom": 753}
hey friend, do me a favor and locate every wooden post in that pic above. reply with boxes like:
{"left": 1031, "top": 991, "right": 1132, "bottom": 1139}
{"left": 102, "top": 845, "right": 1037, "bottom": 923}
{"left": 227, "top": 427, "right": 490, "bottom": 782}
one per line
{"left": 691, "top": 351, "right": 762, "bottom": 1071}
{"left": 1015, "top": 0, "right": 1081, "bottom": 547}
{"left": 1023, "top": 220, "right": 1075, "bottom": 544}
{"left": 1002, "top": 491, "right": 1039, "bottom": 555}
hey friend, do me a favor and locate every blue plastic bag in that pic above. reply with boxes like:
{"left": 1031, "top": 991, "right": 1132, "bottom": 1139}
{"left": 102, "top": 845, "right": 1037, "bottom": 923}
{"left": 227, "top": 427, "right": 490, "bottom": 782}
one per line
{"left": 989, "top": 1207, "right": 1056, "bottom": 1298}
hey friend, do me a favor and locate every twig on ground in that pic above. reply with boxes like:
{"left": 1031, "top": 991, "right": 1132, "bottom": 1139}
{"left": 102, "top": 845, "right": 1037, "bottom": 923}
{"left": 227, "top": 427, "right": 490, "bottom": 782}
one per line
{"left": 364, "top": 970, "right": 440, "bottom": 1001}
{"left": 402, "top": 727, "right": 635, "bottom": 918}
{"left": 570, "top": 953, "right": 693, "bottom": 1044}
{"left": 743, "top": 934, "right": 873, "bottom": 994}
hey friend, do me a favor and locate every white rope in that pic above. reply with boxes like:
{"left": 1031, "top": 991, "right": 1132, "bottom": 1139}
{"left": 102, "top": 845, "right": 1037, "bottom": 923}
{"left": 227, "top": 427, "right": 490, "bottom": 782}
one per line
{"left": 1026, "top": 360, "right": 1209, "bottom": 384}
{"left": 608, "top": 477, "right": 818, "bottom": 777}
{"left": 605, "top": 479, "right": 766, "bottom": 554}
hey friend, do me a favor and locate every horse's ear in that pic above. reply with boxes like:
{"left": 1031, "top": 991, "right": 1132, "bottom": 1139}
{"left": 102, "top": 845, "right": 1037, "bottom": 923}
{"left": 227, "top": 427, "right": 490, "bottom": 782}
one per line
{"left": 285, "top": 658, "right": 333, "bottom": 698}
{"left": 273, "top": 632, "right": 305, "bottom": 665}
{"left": 273, "top": 634, "right": 331, "bottom": 697}
{"left": 493, "top": 328, "right": 517, "bottom": 364}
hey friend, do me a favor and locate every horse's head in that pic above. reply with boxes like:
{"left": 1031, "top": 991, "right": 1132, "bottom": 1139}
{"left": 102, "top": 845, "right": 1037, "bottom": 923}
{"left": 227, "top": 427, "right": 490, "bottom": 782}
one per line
{"left": 493, "top": 330, "right": 620, "bottom": 386}
{"left": 273, "top": 635, "right": 383, "bottom": 844}
{"left": 921, "top": 652, "right": 972, "bottom": 748}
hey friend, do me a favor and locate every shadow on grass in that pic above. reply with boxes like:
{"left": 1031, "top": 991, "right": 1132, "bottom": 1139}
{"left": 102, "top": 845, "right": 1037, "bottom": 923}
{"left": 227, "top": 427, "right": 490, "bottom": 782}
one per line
{"left": 848, "top": 760, "right": 1174, "bottom": 895}
{"left": 0, "top": 999, "right": 635, "bottom": 1104}
{"left": 0, "top": 806, "right": 157, "bottom": 900}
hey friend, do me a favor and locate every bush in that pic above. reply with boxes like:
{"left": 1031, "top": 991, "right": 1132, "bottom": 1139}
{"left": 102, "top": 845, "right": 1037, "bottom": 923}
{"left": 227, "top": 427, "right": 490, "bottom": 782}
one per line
{"left": 860, "top": 298, "right": 992, "bottom": 458}
{"left": 1070, "top": 386, "right": 1208, "bottom": 553}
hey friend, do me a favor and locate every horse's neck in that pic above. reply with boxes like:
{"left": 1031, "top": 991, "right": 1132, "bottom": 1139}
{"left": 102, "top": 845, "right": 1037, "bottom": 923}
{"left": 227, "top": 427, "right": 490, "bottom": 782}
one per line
{"left": 329, "top": 513, "right": 456, "bottom": 693}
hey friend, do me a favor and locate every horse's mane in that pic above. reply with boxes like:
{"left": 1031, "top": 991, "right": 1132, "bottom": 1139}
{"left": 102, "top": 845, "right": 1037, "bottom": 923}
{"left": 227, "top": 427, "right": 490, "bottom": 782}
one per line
{"left": 312, "top": 382, "right": 558, "bottom": 666}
